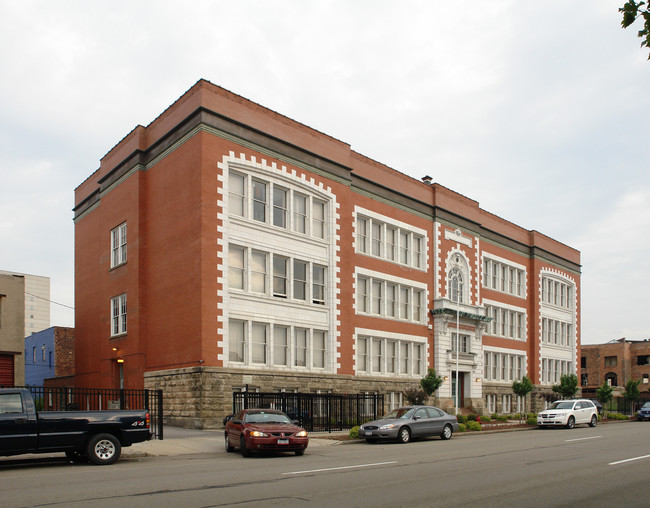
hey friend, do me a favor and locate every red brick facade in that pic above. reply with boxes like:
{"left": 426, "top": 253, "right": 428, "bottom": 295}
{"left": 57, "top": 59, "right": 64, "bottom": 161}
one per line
{"left": 74, "top": 80, "right": 581, "bottom": 426}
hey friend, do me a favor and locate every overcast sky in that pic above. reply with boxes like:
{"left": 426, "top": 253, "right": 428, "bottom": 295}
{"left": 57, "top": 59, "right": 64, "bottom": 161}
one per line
{"left": 1, "top": 1, "right": 648, "bottom": 344}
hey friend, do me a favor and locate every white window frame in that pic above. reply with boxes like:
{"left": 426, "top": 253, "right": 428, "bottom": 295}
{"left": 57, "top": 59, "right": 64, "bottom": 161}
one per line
{"left": 111, "top": 222, "right": 127, "bottom": 268}
{"left": 111, "top": 294, "right": 127, "bottom": 337}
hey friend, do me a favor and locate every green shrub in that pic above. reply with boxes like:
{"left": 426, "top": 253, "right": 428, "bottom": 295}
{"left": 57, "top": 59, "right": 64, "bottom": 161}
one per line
{"left": 349, "top": 426, "right": 360, "bottom": 439}
{"left": 458, "top": 423, "right": 467, "bottom": 432}
{"left": 495, "top": 414, "right": 508, "bottom": 422}
{"left": 526, "top": 415, "right": 537, "bottom": 425}
{"left": 466, "top": 421, "right": 482, "bottom": 431}
{"left": 606, "top": 412, "right": 630, "bottom": 420}
{"left": 34, "top": 397, "right": 44, "bottom": 411}
{"left": 479, "top": 416, "right": 491, "bottom": 423}
{"left": 457, "top": 414, "right": 468, "bottom": 424}
{"left": 467, "top": 413, "right": 479, "bottom": 421}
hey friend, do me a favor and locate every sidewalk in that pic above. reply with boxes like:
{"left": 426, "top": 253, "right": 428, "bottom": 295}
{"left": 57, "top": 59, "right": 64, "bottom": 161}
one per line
{"left": 122, "top": 427, "right": 349, "bottom": 458}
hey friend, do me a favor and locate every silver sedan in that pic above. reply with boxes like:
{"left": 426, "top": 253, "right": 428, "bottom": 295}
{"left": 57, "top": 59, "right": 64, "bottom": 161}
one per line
{"left": 359, "top": 405, "right": 459, "bottom": 443}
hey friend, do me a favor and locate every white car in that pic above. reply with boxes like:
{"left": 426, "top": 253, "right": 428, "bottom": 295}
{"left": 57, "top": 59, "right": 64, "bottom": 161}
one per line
{"left": 537, "top": 399, "right": 598, "bottom": 429}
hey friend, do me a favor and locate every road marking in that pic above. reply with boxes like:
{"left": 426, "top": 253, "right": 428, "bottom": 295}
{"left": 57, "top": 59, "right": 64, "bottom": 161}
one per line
{"left": 565, "top": 436, "right": 602, "bottom": 442}
{"left": 609, "top": 454, "right": 650, "bottom": 466}
{"left": 283, "top": 461, "right": 398, "bottom": 475}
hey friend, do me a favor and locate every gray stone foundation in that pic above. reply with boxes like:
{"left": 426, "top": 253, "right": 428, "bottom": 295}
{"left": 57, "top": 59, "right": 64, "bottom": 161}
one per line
{"left": 144, "top": 366, "right": 421, "bottom": 429}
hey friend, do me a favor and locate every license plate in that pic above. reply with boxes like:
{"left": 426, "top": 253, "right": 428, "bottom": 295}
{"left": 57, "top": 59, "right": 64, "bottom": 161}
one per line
{"left": 365, "top": 431, "right": 372, "bottom": 436}
{"left": 277, "top": 439, "right": 289, "bottom": 444}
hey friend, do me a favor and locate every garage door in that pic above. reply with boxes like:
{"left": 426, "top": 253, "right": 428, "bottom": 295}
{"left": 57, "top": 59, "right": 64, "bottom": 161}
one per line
{"left": 0, "top": 354, "right": 14, "bottom": 387}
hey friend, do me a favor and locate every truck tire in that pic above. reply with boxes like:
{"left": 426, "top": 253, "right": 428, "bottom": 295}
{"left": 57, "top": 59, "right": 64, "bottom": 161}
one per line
{"left": 87, "top": 433, "right": 121, "bottom": 465}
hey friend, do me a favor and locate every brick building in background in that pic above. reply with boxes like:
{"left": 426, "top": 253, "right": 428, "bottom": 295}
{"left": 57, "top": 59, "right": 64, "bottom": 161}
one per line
{"left": 74, "top": 80, "right": 581, "bottom": 427}
{"left": 581, "top": 338, "right": 650, "bottom": 406}
{"left": 0, "top": 273, "right": 26, "bottom": 386}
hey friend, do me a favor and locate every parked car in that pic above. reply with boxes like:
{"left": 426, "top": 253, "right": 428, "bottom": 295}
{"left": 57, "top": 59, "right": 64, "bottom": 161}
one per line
{"left": 358, "top": 405, "right": 459, "bottom": 443}
{"left": 224, "top": 409, "right": 308, "bottom": 457}
{"left": 537, "top": 399, "right": 598, "bottom": 429}
{"left": 0, "top": 388, "right": 151, "bottom": 465}
{"left": 636, "top": 402, "right": 650, "bottom": 421}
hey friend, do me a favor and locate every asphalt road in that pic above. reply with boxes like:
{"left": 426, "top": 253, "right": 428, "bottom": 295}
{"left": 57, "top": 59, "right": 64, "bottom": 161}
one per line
{"left": 1, "top": 422, "right": 649, "bottom": 507}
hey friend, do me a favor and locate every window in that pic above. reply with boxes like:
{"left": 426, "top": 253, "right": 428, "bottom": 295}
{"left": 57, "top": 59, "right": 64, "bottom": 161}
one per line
{"left": 293, "top": 193, "right": 307, "bottom": 234}
{"left": 111, "top": 222, "right": 127, "bottom": 268}
{"left": 312, "top": 200, "right": 326, "bottom": 239}
{"left": 293, "top": 260, "right": 307, "bottom": 301}
{"left": 371, "top": 280, "right": 382, "bottom": 315}
{"left": 399, "top": 231, "right": 409, "bottom": 264}
{"left": 251, "top": 323, "right": 267, "bottom": 364}
{"left": 604, "top": 356, "right": 617, "bottom": 367}
{"left": 272, "top": 187, "right": 288, "bottom": 228}
{"left": 295, "top": 329, "right": 307, "bottom": 367}
{"left": 581, "top": 373, "right": 588, "bottom": 386}
{"left": 250, "top": 251, "right": 267, "bottom": 293}
{"left": 357, "top": 336, "right": 423, "bottom": 376}
{"left": 252, "top": 180, "right": 267, "bottom": 222}
{"left": 313, "top": 331, "right": 326, "bottom": 369}
{"left": 399, "top": 287, "right": 409, "bottom": 320}
{"left": 637, "top": 355, "right": 649, "bottom": 366}
{"left": 541, "top": 276, "right": 574, "bottom": 310}
{"left": 386, "top": 227, "right": 396, "bottom": 261}
{"left": 274, "top": 326, "right": 288, "bottom": 366}
{"left": 357, "top": 277, "right": 369, "bottom": 313}
{"left": 273, "top": 256, "right": 288, "bottom": 297}
{"left": 229, "top": 172, "right": 245, "bottom": 217}
{"left": 484, "top": 351, "right": 526, "bottom": 382}
{"left": 451, "top": 333, "right": 469, "bottom": 353}
{"left": 581, "top": 356, "right": 587, "bottom": 368}
{"left": 482, "top": 258, "right": 525, "bottom": 297}
{"left": 371, "top": 222, "right": 382, "bottom": 257}
{"left": 486, "top": 394, "right": 496, "bottom": 414}
{"left": 111, "top": 294, "right": 127, "bottom": 336}
{"left": 356, "top": 212, "right": 424, "bottom": 268}
{"left": 312, "top": 265, "right": 326, "bottom": 305}
{"left": 643, "top": 374, "right": 649, "bottom": 384}
{"left": 502, "top": 394, "right": 512, "bottom": 414}
{"left": 0, "top": 393, "right": 23, "bottom": 414}
{"left": 357, "top": 218, "right": 368, "bottom": 253}
{"left": 228, "top": 246, "right": 245, "bottom": 290}
{"left": 229, "top": 320, "right": 245, "bottom": 362}
{"left": 448, "top": 268, "right": 463, "bottom": 303}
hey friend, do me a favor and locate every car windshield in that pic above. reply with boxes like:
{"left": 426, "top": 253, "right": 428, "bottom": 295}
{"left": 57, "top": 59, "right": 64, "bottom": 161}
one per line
{"left": 244, "top": 412, "right": 292, "bottom": 424}
{"left": 382, "top": 408, "right": 415, "bottom": 419}
{"left": 549, "top": 401, "right": 575, "bottom": 410}
{"left": 642, "top": 402, "right": 650, "bottom": 409}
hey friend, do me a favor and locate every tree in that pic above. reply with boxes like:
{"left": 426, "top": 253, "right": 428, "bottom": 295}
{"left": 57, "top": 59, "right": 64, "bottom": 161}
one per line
{"left": 402, "top": 388, "right": 427, "bottom": 405}
{"left": 596, "top": 382, "right": 614, "bottom": 420}
{"left": 512, "top": 376, "right": 534, "bottom": 423}
{"left": 623, "top": 379, "right": 641, "bottom": 414}
{"left": 620, "top": 1, "right": 650, "bottom": 59}
{"left": 420, "top": 368, "right": 444, "bottom": 396}
{"left": 551, "top": 374, "right": 579, "bottom": 399}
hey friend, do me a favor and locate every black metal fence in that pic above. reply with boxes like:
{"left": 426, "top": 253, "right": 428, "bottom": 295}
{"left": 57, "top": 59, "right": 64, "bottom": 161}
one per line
{"left": 232, "top": 392, "right": 384, "bottom": 432}
{"left": 17, "top": 386, "right": 164, "bottom": 440}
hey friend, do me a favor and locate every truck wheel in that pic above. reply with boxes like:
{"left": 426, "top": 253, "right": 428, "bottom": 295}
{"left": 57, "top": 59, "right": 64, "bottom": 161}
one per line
{"left": 87, "top": 433, "right": 121, "bottom": 465}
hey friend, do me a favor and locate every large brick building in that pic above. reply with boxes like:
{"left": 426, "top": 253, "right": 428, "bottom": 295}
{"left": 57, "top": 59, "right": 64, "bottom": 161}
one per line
{"left": 581, "top": 338, "right": 650, "bottom": 405}
{"left": 74, "top": 80, "right": 581, "bottom": 427}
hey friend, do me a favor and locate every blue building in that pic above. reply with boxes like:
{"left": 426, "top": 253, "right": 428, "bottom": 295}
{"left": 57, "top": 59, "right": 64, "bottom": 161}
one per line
{"left": 24, "top": 327, "right": 56, "bottom": 386}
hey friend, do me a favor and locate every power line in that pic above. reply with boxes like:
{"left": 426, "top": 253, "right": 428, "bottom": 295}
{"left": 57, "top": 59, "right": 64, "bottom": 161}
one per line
{"left": 25, "top": 292, "right": 74, "bottom": 310}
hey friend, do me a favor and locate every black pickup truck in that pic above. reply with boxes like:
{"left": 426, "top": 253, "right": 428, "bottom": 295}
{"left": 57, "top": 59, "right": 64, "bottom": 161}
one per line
{"left": 0, "top": 388, "right": 151, "bottom": 465}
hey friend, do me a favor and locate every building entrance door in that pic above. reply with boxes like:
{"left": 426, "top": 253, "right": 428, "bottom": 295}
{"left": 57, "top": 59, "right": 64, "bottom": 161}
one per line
{"left": 451, "top": 373, "right": 466, "bottom": 409}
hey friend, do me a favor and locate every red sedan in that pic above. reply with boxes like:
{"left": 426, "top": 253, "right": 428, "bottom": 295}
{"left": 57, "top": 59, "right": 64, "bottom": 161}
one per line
{"left": 225, "top": 409, "right": 309, "bottom": 457}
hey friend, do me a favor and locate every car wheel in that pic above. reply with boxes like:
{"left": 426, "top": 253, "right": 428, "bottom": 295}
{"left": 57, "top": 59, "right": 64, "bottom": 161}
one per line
{"left": 441, "top": 424, "right": 453, "bottom": 440}
{"left": 240, "top": 436, "right": 251, "bottom": 457}
{"left": 365, "top": 438, "right": 379, "bottom": 444}
{"left": 87, "top": 433, "right": 121, "bottom": 465}
{"left": 225, "top": 433, "right": 234, "bottom": 453}
{"left": 589, "top": 415, "right": 597, "bottom": 427}
{"left": 397, "top": 426, "right": 411, "bottom": 444}
{"left": 295, "top": 449, "right": 305, "bottom": 456}
{"left": 566, "top": 416, "right": 575, "bottom": 429}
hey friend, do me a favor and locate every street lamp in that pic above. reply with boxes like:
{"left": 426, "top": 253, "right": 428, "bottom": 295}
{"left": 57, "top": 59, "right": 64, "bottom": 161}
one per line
{"left": 454, "top": 255, "right": 460, "bottom": 416}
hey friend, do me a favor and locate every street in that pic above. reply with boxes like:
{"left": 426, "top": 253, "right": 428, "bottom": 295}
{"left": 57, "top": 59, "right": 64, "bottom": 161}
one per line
{"left": 1, "top": 422, "right": 649, "bottom": 507}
